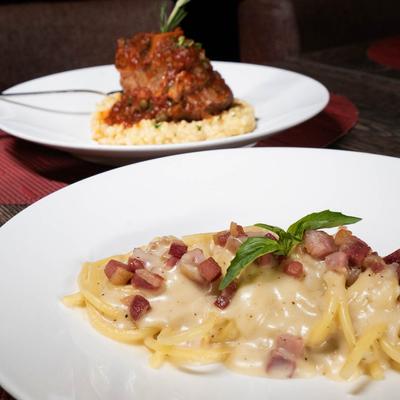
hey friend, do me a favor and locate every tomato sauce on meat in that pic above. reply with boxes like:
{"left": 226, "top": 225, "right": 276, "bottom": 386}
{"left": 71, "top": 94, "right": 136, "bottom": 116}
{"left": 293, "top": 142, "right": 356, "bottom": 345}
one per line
{"left": 106, "top": 28, "right": 233, "bottom": 126}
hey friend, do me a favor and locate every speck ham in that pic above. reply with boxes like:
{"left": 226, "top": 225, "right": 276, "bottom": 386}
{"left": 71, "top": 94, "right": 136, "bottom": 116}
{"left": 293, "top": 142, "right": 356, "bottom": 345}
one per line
{"left": 384, "top": 248, "right": 400, "bottom": 264}
{"left": 132, "top": 269, "right": 164, "bottom": 290}
{"left": 362, "top": 254, "right": 386, "bottom": 273}
{"left": 165, "top": 256, "right": 179, "bottom": 269}
{"left": 104, "top": 259, "right": 134, "bottom": 285}
{"left": 213, "top": 230, "right": 230, "bottom": 247}
{"left": 127, "top": 257, "right": 145, "bottom": 272}
{"left": 214, "top": 281, "right": 238, "bottom": 309}
{"left": 169, "top": 241, "right": 188, "bottom": 258}
{"left": 265, "top": 232, "right": 278, "bottom": 241}
{"left": 325, "top": 251, "right": 349, "bottom": 275}
{"left": 282, "top": 261, "right": 304, "bottom": 279}
{"left": 276, "top": 334, "right": 304, "bottom": 358}
{"left": 226, "top": 235, "right": 247, "bottom": 254}
{"left": 304, "top": 230, "right": 337, "bottom": 259}
{"left": 256, "top": 253, "right": 275, "bottom": 267}
{"left": 229, "top": 222, "right": 246, "bottom": 237}
{"left": 179, "top": 248, "right": 206, "bottom": 283}
{"left": 266, "top": 334, "right": 304, "bottom": 378}
{"left": 339, "top": 236, "right": 370, "bottom": 267}
{"left": 266, "top": 349, "right": 296, "bottom": 378}
{"left": 129, "top": 295, "right": 151, "bottom": 321}
{"left": 334, "top": 228, "right": 352, "bottom": 246}
{"left": 198, "top": 257, "right": 222, "bottom": 282}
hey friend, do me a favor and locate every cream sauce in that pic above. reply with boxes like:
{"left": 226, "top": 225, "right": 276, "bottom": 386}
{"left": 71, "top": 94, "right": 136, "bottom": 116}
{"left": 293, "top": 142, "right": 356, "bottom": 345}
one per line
{"left": 100, "top": 231, "right": 400, "bottom": 379}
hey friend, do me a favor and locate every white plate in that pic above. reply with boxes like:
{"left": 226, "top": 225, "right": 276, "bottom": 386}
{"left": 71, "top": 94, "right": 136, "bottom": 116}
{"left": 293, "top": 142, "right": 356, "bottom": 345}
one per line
{"left": 0, "top": 148, "right": 400, "bottom": 400}
{"left": 0, "top": 63, "right": 329, "bottom": 165}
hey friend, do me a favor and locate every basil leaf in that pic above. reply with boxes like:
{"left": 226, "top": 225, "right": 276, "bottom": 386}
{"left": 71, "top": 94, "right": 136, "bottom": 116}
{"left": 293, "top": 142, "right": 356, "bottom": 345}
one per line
{"left": 287, "top": 210, "right": 361, "bottom": 240}
{"left": 255, "top": 223, "right": 286, "bottom": 238}
{"left": 219, "top": 237, "right": 281, "bottom": 290}
{"left": 255, "top": 223, "right": 296, "bottom": 255}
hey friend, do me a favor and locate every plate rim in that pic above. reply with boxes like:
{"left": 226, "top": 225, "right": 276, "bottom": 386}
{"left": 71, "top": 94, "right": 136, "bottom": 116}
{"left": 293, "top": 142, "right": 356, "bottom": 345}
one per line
{"left": 0, "top": 147, "right": 400, "bottom": 400}
{"left": 0, "top": 62, "right": 330, "bottom": 153}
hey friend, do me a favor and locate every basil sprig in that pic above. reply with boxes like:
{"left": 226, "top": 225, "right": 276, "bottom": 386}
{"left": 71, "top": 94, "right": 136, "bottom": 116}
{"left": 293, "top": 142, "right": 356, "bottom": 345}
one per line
{"left": 219, "top": 210, "right": 361, "bottom": 290}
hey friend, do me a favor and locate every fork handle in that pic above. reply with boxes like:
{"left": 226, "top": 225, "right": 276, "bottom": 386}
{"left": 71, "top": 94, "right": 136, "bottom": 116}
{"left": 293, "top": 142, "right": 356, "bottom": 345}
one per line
{"left": 0, "top": 89, "right": 107, "bottom": 96}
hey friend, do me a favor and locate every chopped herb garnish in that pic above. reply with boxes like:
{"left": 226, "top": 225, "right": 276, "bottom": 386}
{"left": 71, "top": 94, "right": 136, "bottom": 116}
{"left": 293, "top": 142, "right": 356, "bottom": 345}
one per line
{"left": 194, "top": 42, "right": 202, "bottom": 49}
{"left": 177, "top": 35, "right": 185, "bottom": 46}
{"left": 219, "top": 210, "right": 361, "bottom": 290}
{"left": 154, "top": 122, "right": 162, "bottom": 129}
{"left": 196, "top": 125, "right": 202, "bottom": 131}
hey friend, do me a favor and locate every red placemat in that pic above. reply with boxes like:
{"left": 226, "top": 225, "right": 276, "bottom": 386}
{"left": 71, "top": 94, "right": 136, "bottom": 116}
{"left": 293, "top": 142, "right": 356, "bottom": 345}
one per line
{"left": 256, "top": 94, "right": 358, "bottom": 147}
{"left": 367, "top": 36, "right": 400, "bottom": 70}
{"left": 0, "top": 93, "right": 358, "bottom": 205}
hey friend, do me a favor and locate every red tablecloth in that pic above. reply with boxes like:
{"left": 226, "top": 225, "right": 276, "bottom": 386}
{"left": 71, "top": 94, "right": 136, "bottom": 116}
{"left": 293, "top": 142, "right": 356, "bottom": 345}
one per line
{"left": 0, "top": 93, "right": 358, "bottom": 205}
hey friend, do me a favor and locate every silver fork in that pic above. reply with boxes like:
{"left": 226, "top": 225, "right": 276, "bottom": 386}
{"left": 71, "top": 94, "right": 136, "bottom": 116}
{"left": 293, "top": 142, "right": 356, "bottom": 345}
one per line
{"left": 0, "top": 89, "right": 121, "bottom": 115}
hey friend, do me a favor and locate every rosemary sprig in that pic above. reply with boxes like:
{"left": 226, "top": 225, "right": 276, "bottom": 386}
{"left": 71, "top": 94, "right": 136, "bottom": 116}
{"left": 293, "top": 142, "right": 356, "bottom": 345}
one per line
{"left": 160, "top": 0, "right": 190, "bottom": 33}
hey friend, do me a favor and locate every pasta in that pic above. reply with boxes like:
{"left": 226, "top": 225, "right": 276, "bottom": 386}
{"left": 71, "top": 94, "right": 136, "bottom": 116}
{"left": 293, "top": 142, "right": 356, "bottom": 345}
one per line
{"left": 63, "top": 219, "right": 400, "bottom": 380}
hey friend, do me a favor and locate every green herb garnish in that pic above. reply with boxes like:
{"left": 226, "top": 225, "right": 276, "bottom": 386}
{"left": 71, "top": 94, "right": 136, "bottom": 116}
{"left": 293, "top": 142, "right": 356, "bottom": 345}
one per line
{"left": 160, "top": 0, "right": 190, "bottom": 33}
{"left": 154, "top": 122, "right": 162, "bottom": 129}
{"left": 219, "top": 210, "right": 361, "bottom": 290}
{"left": 177, "top": 35, "right": 185, "bottom": 46}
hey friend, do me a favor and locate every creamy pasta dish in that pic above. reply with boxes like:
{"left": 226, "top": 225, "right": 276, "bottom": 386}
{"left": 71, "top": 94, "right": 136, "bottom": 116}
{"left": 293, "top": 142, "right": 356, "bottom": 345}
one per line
{"left": 63, "top": 210, "right": 400, "bottom": 380}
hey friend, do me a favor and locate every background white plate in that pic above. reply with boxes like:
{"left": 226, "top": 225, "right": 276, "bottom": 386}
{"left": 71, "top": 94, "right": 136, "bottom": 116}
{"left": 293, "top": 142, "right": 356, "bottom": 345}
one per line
{"left": 1, "top": 148, "right": 399, "bottom": 400}
{"left": 0, "top": 63, "right": 329, "bottom": 165}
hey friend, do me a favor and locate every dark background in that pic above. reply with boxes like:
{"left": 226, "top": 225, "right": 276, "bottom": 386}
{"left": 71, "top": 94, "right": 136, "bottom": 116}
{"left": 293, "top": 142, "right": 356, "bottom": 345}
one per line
{"left": 180, "top": 0, "right": 240, "bottom": 61}
{"left": 0, "top": 0, "right": 399, "bottom": 90}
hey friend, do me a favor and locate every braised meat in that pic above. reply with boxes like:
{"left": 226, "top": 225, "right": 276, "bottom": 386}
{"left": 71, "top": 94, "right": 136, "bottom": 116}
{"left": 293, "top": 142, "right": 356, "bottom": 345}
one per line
{"left": 106, "top": 28, "right": 233, "bottom": 126}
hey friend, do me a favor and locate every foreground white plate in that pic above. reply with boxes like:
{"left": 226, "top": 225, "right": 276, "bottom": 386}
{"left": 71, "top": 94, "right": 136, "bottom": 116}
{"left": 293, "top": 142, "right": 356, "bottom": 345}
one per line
{"left": 0, "top": 63, "right": 329, "bottom": 165}
{"left": 1, "top": 148, "right": 399, "bottom": 400}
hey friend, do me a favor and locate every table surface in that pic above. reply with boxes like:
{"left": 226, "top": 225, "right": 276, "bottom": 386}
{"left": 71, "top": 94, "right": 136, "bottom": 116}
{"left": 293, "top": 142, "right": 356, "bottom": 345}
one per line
{"left": 1, "top": 40, "right": 400, "bottom": 399}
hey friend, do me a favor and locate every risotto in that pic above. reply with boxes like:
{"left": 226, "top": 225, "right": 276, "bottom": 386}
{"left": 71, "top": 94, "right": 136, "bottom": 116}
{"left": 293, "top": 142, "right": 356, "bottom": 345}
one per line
{"left": 92, "top": 93, "right": 256, "bottom": 146}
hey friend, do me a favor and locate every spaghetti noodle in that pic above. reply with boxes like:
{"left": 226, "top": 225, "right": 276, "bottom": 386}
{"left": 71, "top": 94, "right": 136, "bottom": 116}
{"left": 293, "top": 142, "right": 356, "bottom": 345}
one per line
{"left": 63, "top": 221, "right": 400, "bottom": 380}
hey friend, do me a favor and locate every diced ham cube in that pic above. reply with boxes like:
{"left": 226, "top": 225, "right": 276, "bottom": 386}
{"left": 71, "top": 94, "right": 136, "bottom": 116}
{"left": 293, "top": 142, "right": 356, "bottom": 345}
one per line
{"left": 104, "top": 259, "right": 133, "bottom": 285}
{"left": 180, "top": 248, "right": 206, "bottom": 265}
{"left": 384, "top": 249, "right": 400, "bottom": 265}
{"left": 282, "top": 261, "right": 304, "bottom": 279}
{"left": 165, "top": 256, "right": 179, "bottom": 269}
{"left": 127, "top": 257, "right": 145, "bottom": 272}
{"left": 213, "top": 230, "right": 230, "bottom": 247}
{"left": 214, "top": 281, "right": 238, "bottom": 309}
{"left": 226, "top": 235, "right": 247, "bottom": 254}
{"left": 129, "top": 295, "right": 151, "bottom": 321}
{"left": 325, "top": 251, "right": 348, "bottom": 274}
{"left": 132, "top": 269, "right": 164, "bottom": 290}
{"left": 266, "top": 348, "right": 296, "bottom": 378}
{"left": 334, "top": 228, "right": 352, "bottom": 246}
{"left": 255, "top": 253, "right": 275, "bottom": 267}
{"left": 265, "top": 232, "right": 278, "bottom": 241}
{"left": 230, "top": 222, "right": 246, "bottom": 237}
{"left": 198, "top": 257, "right": 222, "bottom": 282}
{"left": 304, "top": 230, "right": 337, "bottom": 259}
{"left": 169, "top": 241, "right": 188, "bottom": 259}
{"left": 340, "top": 236, "right": 370, "bottom": 267}
{"left": 179, "top": 248, "right": 206, "bottom": 283}
{"left": 362, "top": 254, "right": 386, "bottom": 273}
{"left": 276, "top": 334, "right": 304, "bottom": 358}
{"left": 266, "top": 334, "right": 304, "bottom": 378}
